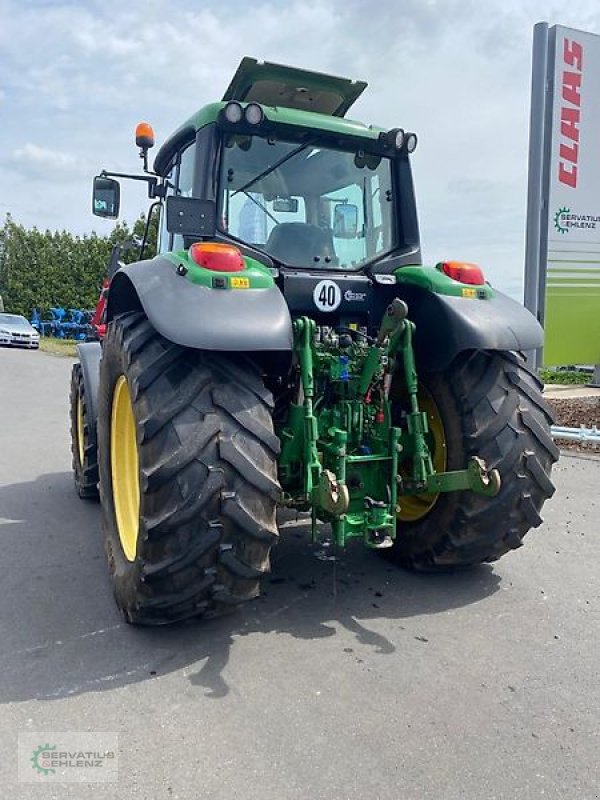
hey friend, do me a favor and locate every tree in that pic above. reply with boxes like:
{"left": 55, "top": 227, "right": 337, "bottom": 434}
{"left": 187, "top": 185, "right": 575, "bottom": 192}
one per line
{"left": 0, "top": 211, "right": 158, "bottom": 317}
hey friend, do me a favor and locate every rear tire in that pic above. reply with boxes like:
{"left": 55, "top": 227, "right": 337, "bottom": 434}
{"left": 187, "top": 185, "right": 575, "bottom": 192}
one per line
{"left": 97, "top": 312, "right": 280, "bottom": 625}
{"left": 70, "top": 363, "right": 99, "bottom": 499}
{"left": 391, "top": 350, "right": 558, "bottom": 569}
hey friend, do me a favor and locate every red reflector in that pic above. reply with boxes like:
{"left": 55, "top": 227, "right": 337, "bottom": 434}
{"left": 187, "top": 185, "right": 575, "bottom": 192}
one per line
{"left": 439, "top": 261, "right": 485, "bottom": 286}
{"left": 189, "top": 242, "right": 245, "bottom": 272}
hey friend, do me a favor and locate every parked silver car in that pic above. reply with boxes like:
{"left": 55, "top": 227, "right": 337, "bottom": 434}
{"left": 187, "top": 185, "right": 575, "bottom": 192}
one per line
{"left": 0, "top": 314, "right": 40, "bottom": 349}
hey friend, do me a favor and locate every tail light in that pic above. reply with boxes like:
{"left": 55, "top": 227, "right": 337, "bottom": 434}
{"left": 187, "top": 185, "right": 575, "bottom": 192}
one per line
{"left": 438, "top": 261, "right": 485, "bottom": 286}
{"left": 189, "top": 242, "right": 245, "bottom": 272}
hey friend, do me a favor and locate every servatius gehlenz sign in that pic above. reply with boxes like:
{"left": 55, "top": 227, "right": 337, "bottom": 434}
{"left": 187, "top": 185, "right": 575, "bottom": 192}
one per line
{"left": 525, "top": 23, "right": 600, "bottom": 365}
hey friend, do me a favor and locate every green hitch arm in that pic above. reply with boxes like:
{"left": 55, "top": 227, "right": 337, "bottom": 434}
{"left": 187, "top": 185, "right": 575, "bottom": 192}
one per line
{"left": 295, "top": 317, "right": 315, "bottom": 399}
{"left": 394, "top": 320, "right": 433, "bottom": 485}
{"left": 377, "top": 298, "right": 409, "bottom": 345}
{"left": 293, "top": 317, "right": 322, "bottom": 499}
{"left": 358, "top": 346, "right": 384, "bottom": 396}
{"left": 358, "top": 297, "right": 407, "bottom": 400}
{"left": 389, "top": 425, "right": 401, "bottom": 533}
{"left": 423, "top": 456, "right": 501, "bottom": 497}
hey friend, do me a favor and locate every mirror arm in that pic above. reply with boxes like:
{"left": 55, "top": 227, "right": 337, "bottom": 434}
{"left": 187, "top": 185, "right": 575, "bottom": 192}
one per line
{"left": 100, "top": 169, "right": 157, "bottom": 182}
{"left": 99, "top": 169, "right": 165, "bottom": 199}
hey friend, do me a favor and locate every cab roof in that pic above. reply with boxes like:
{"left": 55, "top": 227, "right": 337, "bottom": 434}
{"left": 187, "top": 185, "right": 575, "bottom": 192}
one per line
{"left": 154, "top": 58, "right": 382, "bottom": 174}
{"left": 223, "top": 57, "right": 367, "bottom": 117}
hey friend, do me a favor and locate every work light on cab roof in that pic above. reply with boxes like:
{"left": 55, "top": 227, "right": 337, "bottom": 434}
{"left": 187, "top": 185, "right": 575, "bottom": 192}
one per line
{"left": 379, "top": 127, "right": 418, "bottom": 153}
{"left": 223, "top": 101, "right": 244, "bottom": 123}
{"left": 222, "top": 101, "right": 265, "bottom": 126}
{"left": 405, "top": 132, "right": 418, "bottom": 153}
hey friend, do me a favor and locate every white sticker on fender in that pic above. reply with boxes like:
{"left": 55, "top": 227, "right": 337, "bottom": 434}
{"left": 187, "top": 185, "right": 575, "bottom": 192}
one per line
{"left": 313, "top": 279, "right": 341, "bottom": 312}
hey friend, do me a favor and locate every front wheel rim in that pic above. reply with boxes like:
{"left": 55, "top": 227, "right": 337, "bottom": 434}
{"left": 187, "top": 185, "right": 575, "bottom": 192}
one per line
{"left": 76, "top": 392, "right": 85, "bottom": 466}
{"left": 110, "top": 375, "right": 140, "bottom": 561}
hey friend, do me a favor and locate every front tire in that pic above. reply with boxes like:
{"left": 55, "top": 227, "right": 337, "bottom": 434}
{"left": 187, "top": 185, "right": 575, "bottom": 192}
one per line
{"left": 70, "top": 363, "right": 99, "bottom": 499}
{"left": 391, "top": 350, "right": 558, "bottom": 569}
{"left": 97, "top": 312, "right": 280, "bottom": 625}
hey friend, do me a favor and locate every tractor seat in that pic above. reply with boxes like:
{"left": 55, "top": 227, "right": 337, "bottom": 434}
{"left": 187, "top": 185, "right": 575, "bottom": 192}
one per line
{"left": 266, "top": 222, "right": 337, "bottom": 266}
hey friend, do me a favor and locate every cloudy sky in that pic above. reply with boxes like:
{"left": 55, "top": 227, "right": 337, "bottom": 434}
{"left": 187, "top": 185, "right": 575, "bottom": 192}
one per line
{"left": 1, "top": 0, "right": 599, "bottom": 298}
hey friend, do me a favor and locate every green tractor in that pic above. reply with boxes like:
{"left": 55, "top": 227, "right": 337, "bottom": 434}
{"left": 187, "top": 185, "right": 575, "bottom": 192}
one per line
{"left": 71, "top": 58, "right": 557, "bottom": 625}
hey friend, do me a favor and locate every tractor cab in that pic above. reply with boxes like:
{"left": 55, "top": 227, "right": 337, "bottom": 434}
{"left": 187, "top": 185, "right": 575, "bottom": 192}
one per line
{"left": 129, "top": 59, "right": 420, "bottom": 328}
{"left": 94, "top": 58, "right": 420, "bottom": 285}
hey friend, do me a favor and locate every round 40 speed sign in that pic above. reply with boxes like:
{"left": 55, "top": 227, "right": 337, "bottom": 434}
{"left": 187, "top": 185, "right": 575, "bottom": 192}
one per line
{"left": 313, "top": 279, "right": 341, "bottom": 312}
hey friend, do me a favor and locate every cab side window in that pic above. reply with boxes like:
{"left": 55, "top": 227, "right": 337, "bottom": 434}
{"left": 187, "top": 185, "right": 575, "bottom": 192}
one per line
{"left": 158, "top": 142, "right": 195, "bottom": 254}
{"left": 172, "top": 145, "right": 195, "bottom": 251}
{"left": 158, "top": 162, "right": 176, "bottom": 254}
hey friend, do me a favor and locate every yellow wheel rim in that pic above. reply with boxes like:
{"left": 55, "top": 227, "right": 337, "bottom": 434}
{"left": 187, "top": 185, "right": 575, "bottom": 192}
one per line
{"left": 76, "top": 392, "right": 85, "bottom": 466}
{"left": 397, "top": 385, "right": 447, "bottom": 522}
{"left": 110, "top": 375, "right": 140, "bottom": 562}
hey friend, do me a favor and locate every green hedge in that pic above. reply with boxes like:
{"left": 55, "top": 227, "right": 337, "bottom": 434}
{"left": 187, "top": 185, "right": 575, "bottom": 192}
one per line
{"left": 0, "top": 211, "right": 158, "bottom": 318}
{"left": 539, "top": 368, "right": 593, "bottom": 385}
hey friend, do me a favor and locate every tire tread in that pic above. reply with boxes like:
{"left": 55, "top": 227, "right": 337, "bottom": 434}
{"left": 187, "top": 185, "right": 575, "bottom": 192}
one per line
{"left": 70, "top": 363, "right": 99, "bottom": 499}
{"left": 393, "top": 350, "right": 557, "bottom": 569}
{"left": 97, "top": 312, "right": 279, "bottom": 624}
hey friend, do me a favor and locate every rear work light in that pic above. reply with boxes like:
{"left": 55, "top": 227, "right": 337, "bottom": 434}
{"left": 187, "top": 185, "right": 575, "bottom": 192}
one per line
{"left": 405, "top": 132, "right": 418, "bottom": 153}
{"left": 438, "top": 261, "right": 485, "bottom": 286}
{"left": 189, "top": 242, "right": 245, "bottom": 272}
{"left": 379, "top": 128, "right": 418, "bottom": 153}
{"left": 223, "top": 101, "right": 244, "bottom": 123}
{"left": 244, "top": 102, "right": 264, "bottom": 125}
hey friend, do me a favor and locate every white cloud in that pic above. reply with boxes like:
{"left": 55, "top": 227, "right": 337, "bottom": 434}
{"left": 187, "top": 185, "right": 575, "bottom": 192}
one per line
{"left": 12, "top": 143, "right": 91, "bottom": 180}
{"left": 0, "top": 0, "right": 599, "bottom": 296}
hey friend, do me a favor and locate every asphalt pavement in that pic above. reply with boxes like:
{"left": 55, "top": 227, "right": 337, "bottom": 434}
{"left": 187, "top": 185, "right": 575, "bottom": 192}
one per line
{"left": 0, "top": 346, "right": 599, "bottom": 800}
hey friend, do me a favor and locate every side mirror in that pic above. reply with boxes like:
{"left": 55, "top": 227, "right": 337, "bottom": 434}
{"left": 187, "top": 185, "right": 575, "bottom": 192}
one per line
{"left": 333, "top": 203, "right": 358, "bottom": 238}
{"left": 93, "top": 176, "right": 120, "bottom": 219}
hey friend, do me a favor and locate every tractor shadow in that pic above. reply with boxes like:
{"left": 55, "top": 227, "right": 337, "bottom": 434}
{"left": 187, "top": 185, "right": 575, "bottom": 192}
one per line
{"left": 0, "top": 473, "right": 501, "bottom": 703}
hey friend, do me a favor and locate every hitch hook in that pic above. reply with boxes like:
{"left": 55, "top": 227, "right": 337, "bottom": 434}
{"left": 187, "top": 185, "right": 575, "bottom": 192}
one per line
{"left": 468, "top": 456, "right": 501, "bottom": 497}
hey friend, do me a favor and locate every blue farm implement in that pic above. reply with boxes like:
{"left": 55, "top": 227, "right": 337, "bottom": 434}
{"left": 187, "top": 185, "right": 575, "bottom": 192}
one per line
{"left": 31, "top": 307, "right": 93, "bottom": 340}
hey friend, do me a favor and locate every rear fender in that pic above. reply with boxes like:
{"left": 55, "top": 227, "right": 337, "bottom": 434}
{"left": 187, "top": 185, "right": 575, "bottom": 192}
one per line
{"left": 106, "top": 256, "right": 293, "bottom": 352}
{"left": 76, "top": 341, "right": 102, "bottom": 429}
{"left": 395, "top": 285, "right": 543, "bottom": 371}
